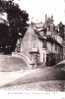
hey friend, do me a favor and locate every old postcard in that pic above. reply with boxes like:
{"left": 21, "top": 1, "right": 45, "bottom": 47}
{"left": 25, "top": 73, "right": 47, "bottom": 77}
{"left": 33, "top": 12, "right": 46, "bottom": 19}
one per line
{"left": 0, "top": 0, "right": 65, "bottom": 98}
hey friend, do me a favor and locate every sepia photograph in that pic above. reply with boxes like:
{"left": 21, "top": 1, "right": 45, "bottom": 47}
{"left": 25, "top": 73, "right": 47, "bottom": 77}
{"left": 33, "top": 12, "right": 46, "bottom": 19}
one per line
{"left": 0, "top": 0, "right": 65, "bottom": 94}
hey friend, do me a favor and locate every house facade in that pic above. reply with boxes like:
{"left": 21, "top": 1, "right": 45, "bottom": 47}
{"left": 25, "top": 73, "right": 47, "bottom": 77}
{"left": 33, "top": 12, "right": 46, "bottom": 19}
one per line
{"left": 20, "top": 24, "right": 46, "bottom": 68}
{"left": 16, "top": 15, "right": 64, "bottom": 68}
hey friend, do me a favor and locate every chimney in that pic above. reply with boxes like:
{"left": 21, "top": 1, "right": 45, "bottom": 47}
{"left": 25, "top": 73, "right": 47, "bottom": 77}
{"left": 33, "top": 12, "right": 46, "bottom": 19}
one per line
{"left": 51, "top": 15, "right": 54, "bottom": 23}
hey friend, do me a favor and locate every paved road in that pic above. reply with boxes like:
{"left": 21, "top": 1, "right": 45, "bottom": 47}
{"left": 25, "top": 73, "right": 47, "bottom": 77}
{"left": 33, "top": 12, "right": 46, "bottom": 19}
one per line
{"left": 1, "top": 66, "right": 65, "bottom": 91}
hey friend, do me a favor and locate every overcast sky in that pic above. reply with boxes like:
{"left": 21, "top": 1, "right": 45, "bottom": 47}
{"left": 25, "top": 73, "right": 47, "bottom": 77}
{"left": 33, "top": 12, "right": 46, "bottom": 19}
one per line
{"left": 11, "top": 0, "right": 65, "bottom": 24}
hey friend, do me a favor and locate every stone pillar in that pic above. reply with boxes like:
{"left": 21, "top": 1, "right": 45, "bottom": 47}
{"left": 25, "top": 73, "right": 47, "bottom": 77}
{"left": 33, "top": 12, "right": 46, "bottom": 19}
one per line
{"left": 39, "top": 49, "right": 46, "bottom": 65}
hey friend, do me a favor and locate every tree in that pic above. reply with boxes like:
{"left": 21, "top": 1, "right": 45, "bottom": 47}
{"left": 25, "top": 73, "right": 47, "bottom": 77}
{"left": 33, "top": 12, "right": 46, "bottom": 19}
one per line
{"left": 58, "top": 22, "right": 64, "bottom": 38}
{"left": 0, "top": 0, "right": 29, "bottom": 54}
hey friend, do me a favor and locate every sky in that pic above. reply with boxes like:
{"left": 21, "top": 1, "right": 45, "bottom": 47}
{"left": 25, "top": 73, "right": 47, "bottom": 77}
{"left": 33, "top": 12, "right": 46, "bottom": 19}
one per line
{"left": 14, "top": 0, "right": 65, "bottom": 25}
{"left": 3, "top": 0, "right": 65, "bottom": 25}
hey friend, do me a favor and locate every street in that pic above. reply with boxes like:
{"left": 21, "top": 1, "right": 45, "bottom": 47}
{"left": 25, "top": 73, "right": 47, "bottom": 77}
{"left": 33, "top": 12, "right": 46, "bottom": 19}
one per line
{"left": 2, "top": 80, "right": 65, "bottom": 91}
{"left": 0, "top": 55, "right": 65, "bottom": 91}
{"left": 0, "top": 66, "right": 65, "bottom": 91}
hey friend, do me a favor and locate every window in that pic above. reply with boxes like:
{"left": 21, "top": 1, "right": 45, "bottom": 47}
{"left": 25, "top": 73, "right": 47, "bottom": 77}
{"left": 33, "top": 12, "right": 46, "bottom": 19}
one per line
{"left": 43, "top": 40, "right": 47, "bottom": 48}
{"left": 55, "top": 44, "right": 57, "bottom": 51}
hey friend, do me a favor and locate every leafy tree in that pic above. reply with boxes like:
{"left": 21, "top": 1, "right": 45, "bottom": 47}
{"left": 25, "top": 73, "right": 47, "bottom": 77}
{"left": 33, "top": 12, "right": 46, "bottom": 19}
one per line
{"left": 0, "top": 0, "right": 29, "bottom": 54}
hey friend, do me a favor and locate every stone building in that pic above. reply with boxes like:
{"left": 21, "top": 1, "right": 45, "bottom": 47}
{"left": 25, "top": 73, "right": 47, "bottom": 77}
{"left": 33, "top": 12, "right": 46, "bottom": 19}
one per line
{"left": 16, "top": 15, "right": 64, "bottom": 67}
{"left": 20, "top": 23, "right": 46, "bottom": 68}
{"left": 43, "top": 15, "right": 63, "bottom": 65}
